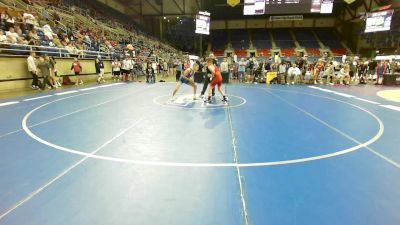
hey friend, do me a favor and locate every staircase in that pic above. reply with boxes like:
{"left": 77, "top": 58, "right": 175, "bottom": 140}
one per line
{"left": 289, "top": 30, "right": 300, "bottom": 49}
{"left": 269, "top": 30, "right": 276, "bottom": 49}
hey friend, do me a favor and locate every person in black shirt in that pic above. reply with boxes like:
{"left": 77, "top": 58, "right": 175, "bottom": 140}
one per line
{"left": 200, "top": 54, "right": 216, "bottom": 98}
{"left": 368, "top": 59, "right": 377, "bottom": 81}
{"left": 95, "top": 56, "right": 105, "bottom": 83}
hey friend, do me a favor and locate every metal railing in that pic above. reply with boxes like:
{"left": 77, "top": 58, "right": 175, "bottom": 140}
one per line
{"left": 0, "top": 43, "right": 160, "bottom": 62}
{"left": 0, "top": 43, "right": 111, "bottom": 58}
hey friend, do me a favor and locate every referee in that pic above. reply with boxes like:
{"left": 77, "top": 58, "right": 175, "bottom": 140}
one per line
{"left": 200, "top": 53, "right": 216, "bottom": 97}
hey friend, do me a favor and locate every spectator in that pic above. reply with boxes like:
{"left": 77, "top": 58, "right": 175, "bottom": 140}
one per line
{"left": 368, "top": 59, "right": 377, "bottom": 81}
{"left": 31, "top": 29, "right": 40, "bottom": 42}
{"left": 37, "top": 55, "right": 55, "bottom": 90}
{"left": 231, "top": 61, "right": 238, "bottom": 80}
{"left": 278, "top": 61, "right": 287, "bottom": 84}
{"left": 376, "top": 61, "right": 388, "bottom": 85}
{"left": 238, "top": 58, "right": 246, "bottom": 83}
{"left": 47, "top": 55, "right": 60, "bottom": 87}
{"left": 323, "top": 62, "right": 335, "bottom": 85}
{"left": 42, "top": 23, "right": 54, "bottom": 40}
{"left": 220, "top": 58, "right": 229, "bottom": 81}
{"left": 71, "top": 57, "right": 83, "bottom": 85}
{"left": 175, "top": 59, "right": 182, "bottom": 82}
{"left": 27, "top": 51, "right": 39, "bottom": 89}
{"left": 0, "top": 29, "right": 7, "bottom": 43}
{"left": 163, "top": 60, "right": 168, "bottom": 77}
{"left": 52, "top": 34, "right": 63, "bottom": 48}
{"left": 338, "top": 64, "right": 351, "bottom": 85}
{"left": 313, "top": 59, "right": 324, "bottom": 84}
{"left": 111, "top": 58, "right": 121, "bottom": 81}
{"left": 5, "top": 13, "right": 15, "bottom": 30}
{"left": 287, "top": 63, "right": 302, "bottom": 85}
{"left": 6, "top": 27, "right": 19, "bottom": 43}
{"left": 95, "top": 56, "right": 105, "bottom": 83}
{"left": 121, "top": 57, "right": 132, "bottom": 81}
{"left": 23, "top": 12, "right": 36, "bottom": 31}
{"left": 358, "top": 61, "right": 368, "bottom": 84}
{"left": 146, "top": 61, "right": 155, "bottom": 83}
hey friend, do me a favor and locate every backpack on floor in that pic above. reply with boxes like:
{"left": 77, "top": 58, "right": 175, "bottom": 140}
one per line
{"left": 62, "top": 75, "right": 72, "bottom": 85}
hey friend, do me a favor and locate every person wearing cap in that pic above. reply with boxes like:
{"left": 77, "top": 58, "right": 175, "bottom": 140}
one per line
{"left": 200, "top": 53, "right": 216, "bottom": 98}
{"left": 171, "top": 61, "right": 201, "bottom": 101}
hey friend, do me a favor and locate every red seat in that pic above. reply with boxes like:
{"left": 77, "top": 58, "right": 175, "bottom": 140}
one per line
{"left": 213, "top": 49, "right": 225, "bottom": 56}
{"left": 234, "top": 49, "right": 247, "bottom": 57}
{"left": 306, "top": 48, "right": 320, "bottom": 56}
{"left": 331, "top": 48, "right": 347, "bottom": 56}
{"left": 281, "top": 48, "right": 296, "bottom": 56}
{"left": 257, "top": 48, "right": 271, "bottom": 57}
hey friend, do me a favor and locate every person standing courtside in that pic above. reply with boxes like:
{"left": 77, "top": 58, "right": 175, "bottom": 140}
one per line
{"left": 37, "top": 56, "right": 54, "bottom": 90}
{"left": 175, "top": 59, "right": 183, "bottom": 82}
{"left": 200, "top": 53, "right": 216, "bottom": 98}
{"left": 27, "top": 51, "right": 39, "bottom": 89}
{"left": 95, "top": 56, "right": 105, "bottom": 84}
{"left": 111, "top": 58, "right": 121, "bottom": 81}
{"left": 71, "top": 58, "right": 83, "bottom": 85}
{"left": 220, "top": 58, "right": 229, "bottom": 82}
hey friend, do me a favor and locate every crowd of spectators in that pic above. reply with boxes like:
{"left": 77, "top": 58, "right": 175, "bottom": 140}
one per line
{"left": 0, "top": 0, "right": 180, "bottom": 63}
{"left": 211, "top": 54, "right": 400, "bottom": 85}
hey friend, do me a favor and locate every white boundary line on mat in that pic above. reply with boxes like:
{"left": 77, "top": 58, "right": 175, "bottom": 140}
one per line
{"left": 22, "top": 89, "right": 384, "bottom": 168}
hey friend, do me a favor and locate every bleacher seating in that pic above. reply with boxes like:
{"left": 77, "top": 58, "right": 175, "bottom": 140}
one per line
{"left": 281, "top": 48, "right": 296, "bottom": 56}
{"left": 211, "top": 29, "right": 228, "bottom": 50}
{"left": 257, "top": 48, "right": 271, "bottom": 57}
{"left": 306, "top": 48, "right": 321, "bottom": 56}
{"left": 315, "top": 29, "right": 343, "bottom": 48}
{"left": 0, "top": 0, "right": 178, "bottom": 60}
{"left": 294, "top": 29, "right": 320, "bottom": 49}
{"left": 272, "top": 29, "right": 295, "bottom": 48}
{"left": 252, "top": 29, "right": 272, "bottom": 48}
{"left": 213, "top": 49, "right": 225, "bottom": 56}
{"left": 331, "top": 48, "right": 347, "bottom": 56}
{"left": 234, "top": 49, "right": 247, "bottom": 57}
{"left": 231, "top": 29, "right": 249, "bottom": 49}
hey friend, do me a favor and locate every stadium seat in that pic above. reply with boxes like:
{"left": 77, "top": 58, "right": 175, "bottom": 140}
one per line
{"left": 306, "top": 48, "right": 321, "bottom": 56}
{"left": 331, "top": 48, "right": 347, "bottom": 56}
{"left": 257, "top": 48, "right": 271, "bottom": 57}
{"left": 281, "top": 48, "right": 296, "bottom": 56}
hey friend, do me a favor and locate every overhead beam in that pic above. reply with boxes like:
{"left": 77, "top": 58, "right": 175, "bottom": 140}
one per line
{"left": 362, "top": 0, "right": 370, "bottom": 11}
{"left": 344, "top": 6, "right": 356, "bottom": 19}
{"left": 368, "top": 0, "right": 373, "bottom": 12}
{"left": 171, "top": 0, "right": 185, "bottom": 14}
{"left": 128, "top": 4, "right": 142, "bottom": 16}
{"left": 195, "top": 0, "right": 201, "bottom": 10}
{"left": 143, "top": 0, "right": 162, "bottom": 14}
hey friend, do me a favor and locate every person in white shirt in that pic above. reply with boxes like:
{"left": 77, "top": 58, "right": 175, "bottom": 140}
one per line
{"left": 323, "top": 62, "right": 335, "bottom": 85}
{"left": 287, "top": 63, "right": 302, "bottom": 85}
{"left": 238, "top": 58, "right": 246, "bottom": 82}
{"left": 111, "top": 58, "right": 121, "bottom": 81}
{"left": 42, "top": 24, "right": 54, "bottom": 40}
{"left": 0, "top": 29, "right": 7, "bottom": 43}
{"left": 163, "top": 60, "right": 168, "bottom": 77}
{"left": 5, "top": 14, "right": 15, "bottom": 30}
{"left": 338, "top": 64, "right": 351, "bottom": 85}
{"left": 23, "top": 12, "right": 36, "bottom": 30}
{"left": 121, "top": 57, "right": 133, "bottom": 81}
{"left": 6, "top": 27, "right": 19, "bottom": 43}
{"left": 27, "top": 51, "right": 39, "bottom": 89}
{"left": 220, "top": 58, "right": 229, "bottom": 82}
{"left": 220, "top": 58, "right": 229, "bottom": 73}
